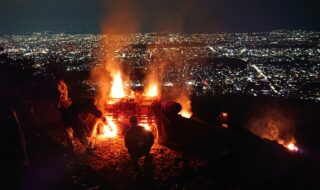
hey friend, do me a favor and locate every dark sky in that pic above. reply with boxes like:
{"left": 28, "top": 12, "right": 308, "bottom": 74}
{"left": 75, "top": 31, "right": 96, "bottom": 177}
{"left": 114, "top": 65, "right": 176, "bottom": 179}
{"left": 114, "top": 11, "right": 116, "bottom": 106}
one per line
{"left": 0, "top": 0, "right": 319, "bottom": 34}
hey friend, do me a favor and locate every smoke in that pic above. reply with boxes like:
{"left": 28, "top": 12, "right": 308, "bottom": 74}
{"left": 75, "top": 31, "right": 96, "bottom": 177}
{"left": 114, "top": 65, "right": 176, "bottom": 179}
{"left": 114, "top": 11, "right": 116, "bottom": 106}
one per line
{"left": 90, "top": 0, "right": 140, "bottom": 107}
{"left": 90, "top": 65, "right": 110, "bottom": 108}
{"left": 90, "top": 0, "right": 197, "bottom": 108}
{"left": 101, "top": 0, "right": 196, "bottom": 34}
{"left": 146, "top": 0, "right": 195, "bottom": 33}
{"left": 101, "top": 0, "right": 140, "bottom": 34}
{"left": 246, "top": 107, "right": 296, "bottom": 144}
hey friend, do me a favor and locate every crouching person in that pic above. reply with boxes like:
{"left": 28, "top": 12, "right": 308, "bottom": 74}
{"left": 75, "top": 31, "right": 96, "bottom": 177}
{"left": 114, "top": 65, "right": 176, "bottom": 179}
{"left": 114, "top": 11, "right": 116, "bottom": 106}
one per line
{"left": 125, "top": 116, "right": 154, "bottom": 170}
{"left": 57, "top": 79, "right": 105, "bottom": 153}
{"left": 68, "top": 98, "right": 105, "bottom": 152}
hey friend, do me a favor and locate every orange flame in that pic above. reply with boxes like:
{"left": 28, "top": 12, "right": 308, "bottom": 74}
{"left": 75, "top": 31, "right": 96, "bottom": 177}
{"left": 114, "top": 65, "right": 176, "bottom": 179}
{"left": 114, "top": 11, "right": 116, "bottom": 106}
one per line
{"left": 286, "top": 143, "right": 299, "bottom": 152}
{"left": 110, "top": 72, "right": 125, "bottom": 99}
{"left": 278, "top": 139, "right": 299, "bottom": 152}
{"left": 102, "top": 117, "right": 118, "bottom": 138}
{"left": 179, "top": 110, "right": 192, "bottom": 118}
{"left": 136, "top": 116, "right": 153, "bottom": 131}
{"left": 145, "top": 84, "right": 158, "bottom": 98}
{"left": 139, "top": 123, "right": 151, "bottom": 131}
{"left": 93, "top": 116, "right": 118, "bottom": 139}
{"left": 57, "top": 80, "right": 72, "bottom": 108}
{"left": 177, "top": 95, "right": 192, "bottom": 118}
{"left": 248, "top": 114, "right": 300, "bottom": 153}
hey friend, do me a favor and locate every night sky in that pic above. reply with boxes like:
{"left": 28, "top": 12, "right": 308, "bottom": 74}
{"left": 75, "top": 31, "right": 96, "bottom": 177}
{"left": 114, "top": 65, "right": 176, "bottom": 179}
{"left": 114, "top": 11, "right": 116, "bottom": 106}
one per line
{"left": 0, "top": 0, "right": 319, "bottom": 34}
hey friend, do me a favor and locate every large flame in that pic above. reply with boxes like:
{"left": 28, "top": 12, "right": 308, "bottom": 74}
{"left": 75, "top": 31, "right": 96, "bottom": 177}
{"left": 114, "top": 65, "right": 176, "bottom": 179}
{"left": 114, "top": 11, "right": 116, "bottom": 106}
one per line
{"left": 110, "top": 72, "right": 125, "bottom": 99}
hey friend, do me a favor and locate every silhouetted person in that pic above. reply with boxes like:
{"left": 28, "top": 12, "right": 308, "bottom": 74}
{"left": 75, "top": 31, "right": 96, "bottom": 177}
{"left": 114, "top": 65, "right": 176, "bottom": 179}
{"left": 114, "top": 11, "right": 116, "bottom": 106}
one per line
{"left": 57, "top": 79, "right": 105, "bottom": 152}
{"left": 125, "top": 116, "right": 154, "bottom": 169}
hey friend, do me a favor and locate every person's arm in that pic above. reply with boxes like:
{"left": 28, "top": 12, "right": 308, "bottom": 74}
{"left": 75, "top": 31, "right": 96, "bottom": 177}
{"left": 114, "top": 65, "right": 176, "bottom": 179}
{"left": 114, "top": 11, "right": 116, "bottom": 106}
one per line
{"left": 88, "top": 105, "right": 103, "bottom": 118}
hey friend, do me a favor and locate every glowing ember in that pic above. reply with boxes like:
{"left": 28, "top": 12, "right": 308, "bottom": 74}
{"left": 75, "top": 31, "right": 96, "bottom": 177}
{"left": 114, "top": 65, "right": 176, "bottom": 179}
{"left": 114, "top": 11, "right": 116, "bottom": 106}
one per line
{"left": 145, "top": 84, "right": 158, "bottom": 97}
{"left": 222, "top": 124, "right": 229, "bottom": 128}
{"left": 110, "top": 72, "right": 125, "bottom": 99}
{"left": 219, "top": 112, "right": 229, "bottom": 128}
{"left": 222, "top": 112, "right": 228, "bottom": 118}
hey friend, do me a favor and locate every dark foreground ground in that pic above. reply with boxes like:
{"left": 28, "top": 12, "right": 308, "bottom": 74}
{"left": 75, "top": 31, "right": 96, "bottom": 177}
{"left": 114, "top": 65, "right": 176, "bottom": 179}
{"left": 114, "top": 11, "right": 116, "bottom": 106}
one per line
{"left": 1, "top": 95, "right": 320, "bottom": 190}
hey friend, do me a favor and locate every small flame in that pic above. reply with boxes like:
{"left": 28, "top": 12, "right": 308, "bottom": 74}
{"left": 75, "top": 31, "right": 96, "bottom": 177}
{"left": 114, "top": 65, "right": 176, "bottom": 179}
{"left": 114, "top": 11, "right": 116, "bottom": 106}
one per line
{"left": 102, "top": 117, "right": 118, "bottom": 138}
{"left": 286, "top": 143, "right": 299, "bottom": 152}
{"left": 93, "top": 116, "right": 118, "bottom": 139}
{"left": 222, "top": 124, "right": 229, "bottom": 128}
{"left": 110, "top": 72, "right": 125, "bottom": 99}
{"left": 177, "top": 95, "right": 193, "bottom": 118}
{"left": 145, "top": 84, "right": 158, "bottom": 97}
{"left": 219, "top": 112, "right": 229, "bottom": 128}
{"left": 57, "top": 80, "right": 72, "bottom": 108}
{"left": 248, "top": 117, "right": 300, "bottom": 153}
{"left": 277, "top": 139, "right": 299, "bottom": 152}
{"left": 139, "top": 123, "right": 151, "bottom": 131}
{"left": 222, "top": 112, "right": 228, "bottom": 118}
{"left": 179, "top": 110, "right": 192, "bottom": 118}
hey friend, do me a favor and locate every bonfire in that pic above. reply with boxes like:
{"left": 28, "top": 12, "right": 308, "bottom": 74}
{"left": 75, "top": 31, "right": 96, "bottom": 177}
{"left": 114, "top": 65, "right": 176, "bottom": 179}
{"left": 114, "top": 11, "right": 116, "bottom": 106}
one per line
{"left": 91, "top": 70, "right": 172, "bottom": 140}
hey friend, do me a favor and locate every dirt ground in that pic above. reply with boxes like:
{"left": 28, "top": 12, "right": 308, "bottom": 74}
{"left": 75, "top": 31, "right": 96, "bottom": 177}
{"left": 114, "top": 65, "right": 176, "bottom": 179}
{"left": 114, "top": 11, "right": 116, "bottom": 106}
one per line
{"left": 68, "top": 137, "right": 221, "bottom": 190}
